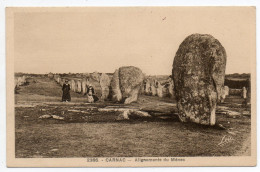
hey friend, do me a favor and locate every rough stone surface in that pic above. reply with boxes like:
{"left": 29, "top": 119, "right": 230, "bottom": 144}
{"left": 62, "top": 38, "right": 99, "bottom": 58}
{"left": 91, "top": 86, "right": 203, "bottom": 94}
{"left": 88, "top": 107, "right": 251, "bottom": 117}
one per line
{"left": 110, "top": 66, "right": 144, "bottom": 104}
{"left": 100, "top": 73, "right": 111, "bottom": 101}
{"left": 172, "top": 34, "right": 227, "bottom": 125}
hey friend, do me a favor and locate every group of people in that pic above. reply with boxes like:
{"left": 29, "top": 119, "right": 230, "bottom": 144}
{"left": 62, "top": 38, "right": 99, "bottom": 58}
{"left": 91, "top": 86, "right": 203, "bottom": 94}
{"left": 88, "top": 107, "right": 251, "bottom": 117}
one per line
{"left": 62, "top": 80, "right": 99, "bottom": 103}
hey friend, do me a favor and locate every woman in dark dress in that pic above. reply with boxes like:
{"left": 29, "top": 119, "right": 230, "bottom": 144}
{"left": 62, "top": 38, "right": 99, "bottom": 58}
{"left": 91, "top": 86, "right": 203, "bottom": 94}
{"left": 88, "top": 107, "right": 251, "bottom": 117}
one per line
{"left": 62, "top": 80, "right": 71, "bottom": 102}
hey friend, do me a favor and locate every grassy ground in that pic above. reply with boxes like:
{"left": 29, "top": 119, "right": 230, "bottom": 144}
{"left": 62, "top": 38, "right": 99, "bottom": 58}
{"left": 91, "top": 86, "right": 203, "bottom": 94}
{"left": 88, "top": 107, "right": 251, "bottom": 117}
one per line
{"left": 15, "top": 77, "right": 251, "bottom": 158}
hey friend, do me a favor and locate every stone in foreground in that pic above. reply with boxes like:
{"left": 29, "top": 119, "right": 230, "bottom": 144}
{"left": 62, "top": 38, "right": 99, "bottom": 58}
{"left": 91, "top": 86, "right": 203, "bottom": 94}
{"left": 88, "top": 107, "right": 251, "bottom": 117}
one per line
{"left": 172, "top": 34, "right": 227, "bottom": 125}
{"left": 110, "top": 66, "right": 144, "bottom": 104}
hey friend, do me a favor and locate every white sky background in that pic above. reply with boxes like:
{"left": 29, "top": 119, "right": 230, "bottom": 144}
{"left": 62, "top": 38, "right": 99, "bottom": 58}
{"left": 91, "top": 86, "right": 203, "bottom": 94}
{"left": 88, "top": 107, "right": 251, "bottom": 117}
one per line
{"left": 14, "top": 7, "right": 254, "bottom": 75}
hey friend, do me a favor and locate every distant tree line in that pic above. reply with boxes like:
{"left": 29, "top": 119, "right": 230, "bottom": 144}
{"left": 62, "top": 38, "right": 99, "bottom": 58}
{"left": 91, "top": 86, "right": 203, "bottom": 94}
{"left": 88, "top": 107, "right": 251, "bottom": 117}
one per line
{"left": 224, "top": 78, "right": 250, "bottom": 89}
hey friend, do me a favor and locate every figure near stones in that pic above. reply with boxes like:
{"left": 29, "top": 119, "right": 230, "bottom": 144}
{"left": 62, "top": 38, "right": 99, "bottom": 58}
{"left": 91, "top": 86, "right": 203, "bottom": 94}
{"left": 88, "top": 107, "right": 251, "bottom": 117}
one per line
{"left": 172, "top": 34, "right": 227, "bottom": 125}
{"left": 86, "top": 85, "right": 99, "bottom": 103}
{"left": 62, "top": 80, "right": 71, "bottom": 102}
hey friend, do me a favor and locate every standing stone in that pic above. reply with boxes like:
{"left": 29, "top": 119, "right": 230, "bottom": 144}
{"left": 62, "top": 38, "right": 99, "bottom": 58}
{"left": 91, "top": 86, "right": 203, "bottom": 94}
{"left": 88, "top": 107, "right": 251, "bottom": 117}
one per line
{"left": 242, "top": 87, "right": 247, "bottom": 99}
{"left": 110, "top": 66, "right": 144, "bottom": 104}
{"left": 224, "top": 86, "right": 229, "bottom": 96}
{"left": 100, "top": 73, "right": 111, "bottom": 101}
{"left": 57, "top": 77, "right": 61, "bottom": 84}
{"left": 151, "top": 80, "right": 157, "bottom": 96}
{"left": 81, "top": 78, "right": 87, "bottom": 95}
{"left": 110, "top": 69, "right": 122, "bottom": 102}
{"left": 168, "top": 79, "right": 174, "bottom": 98}
{"left": 70, "top": 79, "right": 76, "bottom": 92}
{"left": 156, "top": 81, "right": 163, "bottom": 98}
{"left": 172, "top": 34, "right": 227, "bottom": 125}
{"left": 76, "top": 80, "right": 82, "bottom": 93}
{"left": 144, "top": 79, "right": 151, "bottom": 95}
{"left": 91, "top": 72, "right": 100, "bottom": 82}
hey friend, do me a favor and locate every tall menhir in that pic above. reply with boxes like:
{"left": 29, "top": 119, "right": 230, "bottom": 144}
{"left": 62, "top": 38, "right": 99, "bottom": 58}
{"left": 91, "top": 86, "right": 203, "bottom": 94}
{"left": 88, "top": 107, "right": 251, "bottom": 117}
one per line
{"left": 172, "top": 34, "right": 227, "bottom": 125}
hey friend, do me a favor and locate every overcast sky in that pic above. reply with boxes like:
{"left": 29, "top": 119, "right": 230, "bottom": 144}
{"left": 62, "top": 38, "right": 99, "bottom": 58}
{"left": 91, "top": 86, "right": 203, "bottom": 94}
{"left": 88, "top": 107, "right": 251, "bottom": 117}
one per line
{"left": 13, "top": 7, "right": 255, "bottom": 75}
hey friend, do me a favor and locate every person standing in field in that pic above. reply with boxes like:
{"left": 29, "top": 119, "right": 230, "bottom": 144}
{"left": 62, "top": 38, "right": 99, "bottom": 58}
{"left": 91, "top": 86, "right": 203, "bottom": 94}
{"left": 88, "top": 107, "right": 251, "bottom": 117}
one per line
{"left": 86, "top": 85, "right": 99, "bottom": 103}
{"left": 62, "top": 80, "right": 71, "bottom": 102}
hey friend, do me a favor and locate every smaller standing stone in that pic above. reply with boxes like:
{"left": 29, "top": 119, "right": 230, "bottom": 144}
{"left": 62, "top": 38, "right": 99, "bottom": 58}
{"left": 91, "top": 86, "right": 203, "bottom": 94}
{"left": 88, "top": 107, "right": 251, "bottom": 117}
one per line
{"left": 81, "top": 78, "right": 87, "bottom": 95}
{"left": 76, "top": 80, "right": 82, "bottom": 93}
{"left": 100, "top": 73, "right": 111, "bottom": 101}
{"left": 70, "top": 80, "right": 76, "bottom": 92}
{"left": 242, "top": 87, "right": 247, "bottom": 99}
{"left": 156, "top": 81, "right": 163, "bottom": 98}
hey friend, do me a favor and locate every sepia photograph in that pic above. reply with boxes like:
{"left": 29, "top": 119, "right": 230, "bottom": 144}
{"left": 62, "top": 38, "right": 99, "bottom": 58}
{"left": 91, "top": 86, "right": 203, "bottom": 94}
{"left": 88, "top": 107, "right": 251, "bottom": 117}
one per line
{"left": 6, "top": 7, "right": 256, "bottom": 167}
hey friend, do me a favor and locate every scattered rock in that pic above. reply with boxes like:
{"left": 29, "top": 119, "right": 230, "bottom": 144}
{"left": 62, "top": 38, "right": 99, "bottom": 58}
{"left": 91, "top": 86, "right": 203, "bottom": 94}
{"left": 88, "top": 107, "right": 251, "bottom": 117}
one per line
{"left": 227, "top": 131, "right": 237, "bottom": 135}
{"left": 116, "top": 110, "right": 152, "bottom": 121}
{"left": 39, "top": 115, "right": 52, "bottom": 119}
{"left": 52, "top": 115, "right": 64, "bottom": 120}
{"left": 68, "top": 109, "right": 81, "bottom": 112}
{"left": 50, "top": 149, "right": 59, "bottom": 152}
{"left": 226, "top": 111, "right": 241, "bottom": 117}
{"left": 116, "top": 110, "right": 130, "bottom": 120}
{"left": 242, "top": 111, "right": 250, "bottom": 116}
{"left": 216, "top": 124, "right": 227, "bottom": 130}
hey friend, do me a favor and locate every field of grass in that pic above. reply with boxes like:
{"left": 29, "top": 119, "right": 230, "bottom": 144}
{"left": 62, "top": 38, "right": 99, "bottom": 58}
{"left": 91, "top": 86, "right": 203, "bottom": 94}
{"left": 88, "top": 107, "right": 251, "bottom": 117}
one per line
{"left": 15, "top": 76, "right": 251, "bottom": 158}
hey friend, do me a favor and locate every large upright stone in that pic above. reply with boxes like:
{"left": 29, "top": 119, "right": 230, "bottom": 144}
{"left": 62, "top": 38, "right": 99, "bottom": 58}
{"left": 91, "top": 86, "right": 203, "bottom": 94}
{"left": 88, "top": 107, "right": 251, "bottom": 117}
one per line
{"left": 172, "top": 34, "right": 227, "bottom": 125}
{"left": 110, "top": 66, "right": 144, "bottom": 104}
{"left": 100, "top": 73, "right": 111, "bottom": 101}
